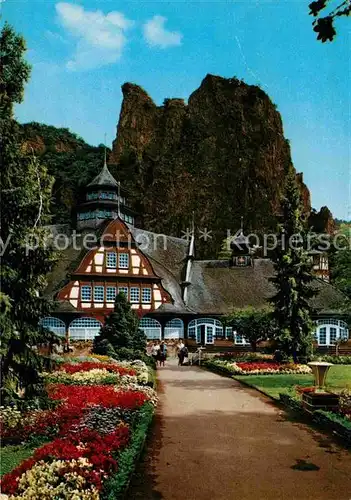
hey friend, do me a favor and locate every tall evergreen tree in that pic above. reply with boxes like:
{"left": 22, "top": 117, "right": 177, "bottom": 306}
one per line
{"left": 0, "top": 23, "right": 57, "bottom": 402}
{"left": 270, "top": 166, "right": 316, "bottom": 362}
{"left": 93, "top": 293, "right": 147, "bottom": 356}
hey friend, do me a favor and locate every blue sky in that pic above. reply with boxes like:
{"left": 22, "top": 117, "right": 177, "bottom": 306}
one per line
{"left": 3, "top": 0, "right": 350, "bottom": 219}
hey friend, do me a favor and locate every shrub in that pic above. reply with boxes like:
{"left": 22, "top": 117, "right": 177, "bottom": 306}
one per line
{"left": 339, "top": 389, "right": 351, "bottom": 419}
{"left": 311, "top": 355, "right": 351, "bottom": 365}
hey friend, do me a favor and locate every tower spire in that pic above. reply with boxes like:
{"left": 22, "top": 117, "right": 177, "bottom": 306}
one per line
{"left": 240, "top": 215, "right": 244, "bottom": 232}
{"left": 117, "top": 181, "right": 121, "bottom": 218}
{"left": 104, "top": 133, "right": 107, "bottom": 167}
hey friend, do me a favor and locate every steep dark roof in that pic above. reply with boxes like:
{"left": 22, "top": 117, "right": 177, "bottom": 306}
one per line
{"left": 87, "top": 163, "right": 118, "bottom": 189}
{"left": 127, "top": 225, "right": 188, "bottom": 284}
{"left": 127, "top": 225, "right": 189, "bottom": 311}
{"left": 186, "top": 258, "right": 346, "bottom": 315}
{"left": 43, "top": 223, "right": 346, "bottom": 318}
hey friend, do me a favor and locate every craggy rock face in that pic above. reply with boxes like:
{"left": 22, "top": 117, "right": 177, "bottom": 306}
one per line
{"left": 109, "top": 74, "right": 312, "bottom": 257}
{"left": 308, "top": 206, "right": 336, "bottom": 235}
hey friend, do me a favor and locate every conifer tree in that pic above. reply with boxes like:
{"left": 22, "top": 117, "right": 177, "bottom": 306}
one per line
{"left": 270, "top": 166, "right": 316, "bottom": 362}
{"left": 93, "top": 293, "right": 147, "bottom": 356}
{"left": 0, "top": 24, "right": 57, "bottom": 402}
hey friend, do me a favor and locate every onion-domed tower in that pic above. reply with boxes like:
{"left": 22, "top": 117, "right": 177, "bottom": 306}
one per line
{"left": 76, "top": 154, "right": 137, "bottom": 230}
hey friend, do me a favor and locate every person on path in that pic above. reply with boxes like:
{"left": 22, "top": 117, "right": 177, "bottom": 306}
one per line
{"left": 151, "top": 341, "right": 160, "bottom": 366}
{"left": 177, "top": 340, "right": 185, "bottom": 366}
{"left": 182, "top": 345, "right": 189, "bottom": 365}
{"left": 158, "top": 341, "right": 167, "bottom": 367}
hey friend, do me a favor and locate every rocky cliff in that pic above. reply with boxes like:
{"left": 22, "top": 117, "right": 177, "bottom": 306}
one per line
{"left": 110, "top": 74, "right": 311, "bottom": 256}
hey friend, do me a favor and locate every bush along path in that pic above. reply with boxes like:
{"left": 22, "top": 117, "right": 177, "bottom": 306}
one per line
{"left": 0, "top": 357, "right": 157, "bottom": 499}
{"left": 128, "top": 358, "right": 351, "bottom": 500}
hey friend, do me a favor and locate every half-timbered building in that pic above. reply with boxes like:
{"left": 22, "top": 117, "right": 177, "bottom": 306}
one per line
{"left": 41, "top": 162, "right": 349, "bottom": 352}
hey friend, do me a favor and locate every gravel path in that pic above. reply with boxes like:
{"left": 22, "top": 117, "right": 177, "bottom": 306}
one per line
{"left": 128, "top": 359, "right": 351, "bottom": 500}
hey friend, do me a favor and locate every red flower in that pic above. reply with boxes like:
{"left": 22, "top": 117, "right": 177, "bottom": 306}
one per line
{"left": 1, "top": 425, "right": 130, "bottom": 495}
{"left": 59, "top": 362, "right": 136, "bottom": 377}
{"left": 237, "top": 362, "right": 283, "bottom": 371}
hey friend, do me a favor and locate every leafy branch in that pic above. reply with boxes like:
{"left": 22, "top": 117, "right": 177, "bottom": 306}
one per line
{"left": 309, "top": 0, "right": 351, "bottom": 42}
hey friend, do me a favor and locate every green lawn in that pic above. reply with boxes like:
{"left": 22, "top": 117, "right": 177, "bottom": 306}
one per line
{"left": 0, "top": 445, "right": 36, "bottom": 477}
{"left": 235, "top": 365, "right": 351, "bottom": 400}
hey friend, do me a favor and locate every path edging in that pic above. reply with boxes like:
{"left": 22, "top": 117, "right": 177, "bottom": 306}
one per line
{"left": 202, "top": 364, "right": 351, "bottom": 449}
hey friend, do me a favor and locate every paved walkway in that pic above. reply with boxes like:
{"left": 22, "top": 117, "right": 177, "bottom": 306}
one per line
{"left": 128, "top": 359, "right": 351, "bottom": 500}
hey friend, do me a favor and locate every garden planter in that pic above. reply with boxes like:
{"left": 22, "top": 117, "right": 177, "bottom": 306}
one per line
{"left": 307, "top": 361, "right": 333, "bottom": 391}
{"left": 302, "top": 391, "right": 339, "bottom": 413}
{"left": 302, "top": 362, "right": 339, "bottom": 413}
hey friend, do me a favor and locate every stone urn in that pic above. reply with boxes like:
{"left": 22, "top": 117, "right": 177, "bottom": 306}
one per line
{"left": 307, "top": 361, "right": 333, "bottom": 392}
{"left": 302, "top": 362, "right": 339, "bottom": 412}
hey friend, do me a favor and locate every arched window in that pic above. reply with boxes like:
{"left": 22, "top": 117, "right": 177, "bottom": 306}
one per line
{"left": 315, "top": 319, "right": 349, "bottom": 346}
{"left": 164, "top": 318, "right": 184, "bottom": 340}
{"left": 69, "top": 317, "right": 102, "bottom": 341}
{"left": 39, "top": 317, "right": 66, "bottom": 337}
{"left": 187, "top": 318, "right": 223, "bottom": 344}
{"left": 139, "top": 318, "right": 161, "bottom": 340}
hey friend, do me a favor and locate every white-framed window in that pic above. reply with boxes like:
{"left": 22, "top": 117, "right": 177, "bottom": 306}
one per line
{"left": 119, "top": 253, "right": 129, "bottom": 269}
{"left": 106, "top": 286, "right": 117, "bottom": 302}
{"left": 235, "top": 331, "right": 250, "bottom": 345}
{"left": 188, "top": 325, "right": 196, "bottom": 339}
{"left": 340, "top": 328, "right": 348, "bottom": 340}
{"left": 188, "top": 318, "right": 223, "bottom": 345}
{"left": 139, "top": 317, "right": 161, "bottom": 340}
{"left": 164, "top": 318, "right": 184, "bottom": 339}
{"left": 315, "top": 319, "right": 349, "bottom": 346}
{"left": 39, "top": 317, "right": 66, "bottom": 337}
{"left": 97, "top": 209, "right": 112, "bottom": 219}
{"left": 69, "top": 317, "right": 102, "bottom": 340}
{"left": 225, "top": 326, "right": 233, "bottom": 340}
{"left": 206, "top": 325, "right": 214, "bottom": 343}
{"left": 81, "top": 285, "right": 92, "bottom": 301}
{"left": 130, "top": 287, "right": 140, "bottom": 303}
{"left": 94, "top": 286, "right": 104, "bottom": 302}
{"left": 118, "top": 287, "right": 128, "bottom": 298}
{"left": 142, "top": 288, "right": 152, "bottom": 303}
{"left": 330, "top": 327, "right": 337, "bottom": 345}
{"left": 106, "top": 252, "right": 117, "bottom": 268}
{"left": 318, "top": 327, "right": 327, "bottom": 345}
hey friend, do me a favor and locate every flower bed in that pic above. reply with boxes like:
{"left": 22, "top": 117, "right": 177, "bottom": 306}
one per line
{"left": 214, "top": 352, "right": 274, "bottom": 362}
{"left": 43, "top": 359, "right": 150, "bottom": 387}
{"left": 204, "top": 358, "right": 311, "bottom": 376}
{"left": 0, "top": 357, "right": 157, "bottom": 499}
{"left": 58, "top": 361, "right": 137, "bottom": 376}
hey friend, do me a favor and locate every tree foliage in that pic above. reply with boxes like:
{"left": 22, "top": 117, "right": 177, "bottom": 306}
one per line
{"left": 329, "top": 223, "right": 351, "bottom": 300}
{"left": 309, "top": 0, "right": 350, "bottom": 42}
{"left": 93, "top": 293, "right": 147, "bottom": 357}
{"left": 269, "top": 166, "right": 316, "bottom": 361}
{"left": 19, "top": 122, "right": 107, "bottom": 224}
{"left": 0, "top": 24, "right": 57, "bottom": 403}
{"left": 226, "top": 306, "right": 275, "bottom": 352}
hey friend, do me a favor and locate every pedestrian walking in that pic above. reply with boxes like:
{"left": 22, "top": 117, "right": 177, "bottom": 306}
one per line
{"left": 158, "top": 341, "right": 167, "bottom": 367}
{"left": 151, "top": 341, "right": 160, "bottom": 366}
{"left": 177, "top": 339, "right": 185, "bottom": 366}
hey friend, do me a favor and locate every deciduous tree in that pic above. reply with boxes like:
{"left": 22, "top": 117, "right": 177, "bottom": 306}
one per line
{"left": 227, "top": 306, "right": 275, "bottom": 352}
{"left": 0, "top": 23, "right": 57, "bottom": 402}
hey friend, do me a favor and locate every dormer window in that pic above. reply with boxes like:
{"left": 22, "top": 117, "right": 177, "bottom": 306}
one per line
{"left": 119, "top": 253, "right": 129, "bottom": 269}
{"left": 106, "top": 252, "right": 117, "bottom": 268}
